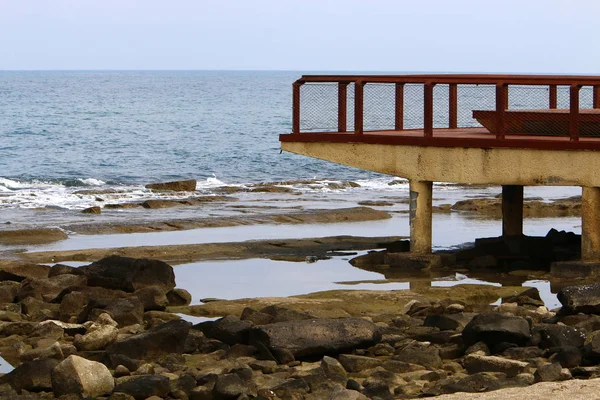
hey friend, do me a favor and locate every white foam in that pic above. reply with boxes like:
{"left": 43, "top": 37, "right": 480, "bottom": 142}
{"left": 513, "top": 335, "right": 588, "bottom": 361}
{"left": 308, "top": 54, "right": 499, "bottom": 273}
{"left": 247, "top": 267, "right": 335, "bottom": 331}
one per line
{"left": 78, "top": 178, "right": 105, "bottom": 186}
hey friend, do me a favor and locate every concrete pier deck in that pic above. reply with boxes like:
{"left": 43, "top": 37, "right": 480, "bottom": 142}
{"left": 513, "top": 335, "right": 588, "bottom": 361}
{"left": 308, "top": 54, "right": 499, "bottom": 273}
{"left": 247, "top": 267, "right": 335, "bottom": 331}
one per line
{"left": 280, "top": 74, "right": 600, "bottom": 261}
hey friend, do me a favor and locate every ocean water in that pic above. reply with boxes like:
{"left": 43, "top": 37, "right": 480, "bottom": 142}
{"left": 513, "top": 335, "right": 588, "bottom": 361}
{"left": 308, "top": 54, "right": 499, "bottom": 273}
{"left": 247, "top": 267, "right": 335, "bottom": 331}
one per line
{"left": 0, "top": 71, "right": 386, "bottom": 209}
{"left": 0, "top": 71, "right": 581, "bottom": 223}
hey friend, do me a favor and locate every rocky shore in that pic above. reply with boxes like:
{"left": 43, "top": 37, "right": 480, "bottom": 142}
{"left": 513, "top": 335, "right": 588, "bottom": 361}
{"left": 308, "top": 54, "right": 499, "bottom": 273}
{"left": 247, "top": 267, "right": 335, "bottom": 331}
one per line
{"left": 0, "top": 248, "right": 599, "bottom": 399}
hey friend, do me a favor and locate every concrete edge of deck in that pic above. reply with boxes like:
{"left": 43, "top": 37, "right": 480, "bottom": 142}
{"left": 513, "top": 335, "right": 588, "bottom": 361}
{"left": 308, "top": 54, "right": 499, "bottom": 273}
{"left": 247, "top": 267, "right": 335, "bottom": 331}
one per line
{"left": 281, "top": 141, "right": 600, "bottom": 187}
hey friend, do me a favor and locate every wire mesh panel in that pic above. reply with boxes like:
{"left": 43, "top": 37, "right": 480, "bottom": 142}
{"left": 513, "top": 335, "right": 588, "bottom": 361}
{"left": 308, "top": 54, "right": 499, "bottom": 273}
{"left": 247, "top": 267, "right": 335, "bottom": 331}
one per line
{"left": 299, "top": 83, "right": 339, "bottom": 132}
{"left": 433, "top": 84, "right": 449, "bottom": 129}
{"left": 404, "top": 84, "right": 424, "bottom": 129}
{"left": 363, "top": 83, "right": 395, "bottom": 131}
{"left": 457, "top": 84, "right": 495, "bottom": 128}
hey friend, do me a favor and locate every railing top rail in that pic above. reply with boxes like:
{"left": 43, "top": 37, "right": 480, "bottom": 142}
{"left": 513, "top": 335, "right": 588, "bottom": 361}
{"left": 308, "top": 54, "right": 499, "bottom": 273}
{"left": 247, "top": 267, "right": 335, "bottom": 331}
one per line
{"left": 297, "top": 74, "right": 600, "bottom": 86}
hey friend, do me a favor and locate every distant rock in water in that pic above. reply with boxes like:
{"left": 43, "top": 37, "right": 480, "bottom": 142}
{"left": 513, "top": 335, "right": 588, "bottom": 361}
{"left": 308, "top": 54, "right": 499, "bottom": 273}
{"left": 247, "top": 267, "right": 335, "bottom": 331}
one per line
{"left": 145, "top": 180, "right": 196, "bottom": 192}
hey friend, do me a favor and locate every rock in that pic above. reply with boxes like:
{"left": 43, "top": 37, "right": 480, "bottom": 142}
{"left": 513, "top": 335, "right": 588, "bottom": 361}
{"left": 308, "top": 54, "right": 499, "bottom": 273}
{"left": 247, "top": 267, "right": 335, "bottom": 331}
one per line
{"left": 17, "top": 274, "right": 87, "bottom": 302}
{"left": 549, "top": 346, "right": 582, "bottom": 368}
{"left": 462, "top": 354, "right": 529, "bottom": 378}
{"left": 166, "top": 288, "right": 192, "bottom": 306}
{"left": 531, "top": 324, "right": 586, "bottom": 349}
{"left": 0, "top": 228, "right": 68, "bottom": 245}
{"left": 393, "top": 345, "right": 442, "bottom": 369}
{"left": 339, "top": 354, "right": 384, "bottom": 373}
{"left": 240, "top": 307, "right": 273, "bottom": 325}
{"left": 213, "top": 373, "right": 256, "bottom": 399}
{"left": 0, "top": 262, "right": 50, "bottom": 282}
{"left": 424, "top": 314, "right": 471, "bottom": 331}
{"left": 249, "top": 318, "right": 380, "bottom": 358}
{"left": 81, "top": 296, "right": 145, "bottom": 326}
{"left": 48, "top": 263, "right": 84, "bottom": 278}
{"left": 0, "top": 358, "right": 59, "bottom": 393}
{"left": 462, "top": 312, "right": 531, "bottom": 347}
{"left": 74, "top": 323, "right": 118, "bottom": 351}
{"left": 534, "top": 362, "right": 564, "bottom": 382}
{"left": 114, "top": 365, "right": 130, "bottom": 377}
{"left": 82, "top": 206, "right": 101, "bottom": 214}
{"left": 260, "top": 305, "right": 312, "bottom": 323}
{"left": 195, "top": 315, "right": 251, "bottom": 345}
{"left": 329, "top": 386, "right": 369, "bottom": 400}
{"left": 145, "top": 180, "right": 196, "bottom": 192}
{"left": 19, "top": 341, "right": 64, "bottom": 362}
{"left": 502, "top": 346, "right": 544, "bottom": 360}
{"left": 142, "top": 199, "right": 183, "bottom": 209}
{"left": 133, "top": 286, "right": 168, "bottom": 311}
{"left": 59, "top": 291, "right": 89, "bottom": 322}
{"left": 0, "top": 282, "right": 19, "bottom": 303}
{"left": 80, "top": 255, "right": 176, "bottom": 293}
{"left": 114, "top": 375, "right": 170, "bottom": 400}
{"left": 51, "top": 355, "right": 114, "bottom": 397}
{"left": 321, "top": 356, "right": 347, "bottom": 380}
{"left": 107, "top": 319, "right": 191, "bottom": 363}
{"left": 558, "top": 283, "right": 600, "bottom": 314}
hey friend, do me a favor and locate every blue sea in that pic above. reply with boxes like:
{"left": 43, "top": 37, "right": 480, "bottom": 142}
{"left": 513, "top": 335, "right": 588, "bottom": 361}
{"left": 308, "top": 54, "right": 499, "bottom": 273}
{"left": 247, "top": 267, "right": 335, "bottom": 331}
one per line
{"left": 0, "top": 70, "right": 580, "bottom": 227}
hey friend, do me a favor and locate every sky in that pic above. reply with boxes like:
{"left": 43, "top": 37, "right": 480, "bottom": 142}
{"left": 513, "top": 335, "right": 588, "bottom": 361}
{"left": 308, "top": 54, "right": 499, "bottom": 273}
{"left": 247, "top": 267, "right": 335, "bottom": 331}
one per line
{"left": 0, "top": 0, "right": 598, "bottom": 73}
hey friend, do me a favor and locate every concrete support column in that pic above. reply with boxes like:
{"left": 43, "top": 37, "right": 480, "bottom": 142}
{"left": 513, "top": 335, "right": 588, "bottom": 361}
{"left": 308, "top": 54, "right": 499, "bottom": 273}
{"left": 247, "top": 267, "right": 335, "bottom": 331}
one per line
{"left": 409, "top": 180, "right": 433, "bottom": 253}
{"left": 582, "top": 186, "right": 600, "bottom": 261}
{"left": 502, "top": 185, "right": 524, "bottom": 236}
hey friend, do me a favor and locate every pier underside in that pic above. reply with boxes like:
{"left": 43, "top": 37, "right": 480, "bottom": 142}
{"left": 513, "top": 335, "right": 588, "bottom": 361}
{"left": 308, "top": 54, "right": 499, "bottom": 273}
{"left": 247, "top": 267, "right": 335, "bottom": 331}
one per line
{"left": 282, "top": 140, "right": 600, "bottom": 261}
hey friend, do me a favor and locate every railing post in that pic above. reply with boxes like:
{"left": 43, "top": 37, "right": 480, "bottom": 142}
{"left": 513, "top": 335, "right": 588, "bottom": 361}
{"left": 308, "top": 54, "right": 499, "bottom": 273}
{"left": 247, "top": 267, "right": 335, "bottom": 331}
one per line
{"left": 355, "top": 80, "right": 365, "bottom": 135}
{"left": 395, "top": 83, "right": 404, "bottom": 131}
{"left": 570, "top": 84, "right": 580, "bottom": 141}
{"left": 424, "top": 82, "right": 434, "bottom": 137}
{"left": 594, "top": 85, "right": 600, "bottom": 109}
{"left": 449, "top": 83, "right": 458, "bottom": 129}
{"left": 495, "top": 83, "right": 507, "bottom": 139}
{"left": 338, "top": 82, "right": 348, "bottom": 132}
{"left": 549, "top": 84, "right": 558, "bottom": 109}
{"left": 292, "top": 81, "right": 303, "bottom": 134}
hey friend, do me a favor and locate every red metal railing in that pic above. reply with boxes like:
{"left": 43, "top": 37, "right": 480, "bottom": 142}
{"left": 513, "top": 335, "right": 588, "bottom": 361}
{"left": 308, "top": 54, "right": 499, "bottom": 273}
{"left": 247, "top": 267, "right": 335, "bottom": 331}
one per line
{"left": 290, "top": 74, "right": 600, "bottom": 142}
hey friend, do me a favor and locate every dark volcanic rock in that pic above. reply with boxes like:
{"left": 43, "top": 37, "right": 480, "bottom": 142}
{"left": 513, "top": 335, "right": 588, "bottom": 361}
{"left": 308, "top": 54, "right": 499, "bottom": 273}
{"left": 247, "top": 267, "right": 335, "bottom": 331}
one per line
{"left": 534, "top": 362, "right": 563, "bottom": 382}
{"left": 80, "top": 255, "right": 176, "bottom": 293}
{"left": 558, "top": 283, "right": 600, "bottom": 314}
{"left": 107, "top": 319, "right": 191, "bottom": 363}
{"left": 462, "top": 313, "right": 531, "bottom": 347}
{"left": 114, "top": 375, "right": 170, "bottom": 400}
{"left": 166, "top": 288, "right": 192, "bottom": 306}
{"left": 17, "top": 274, "right": 87, "bottom": 302}
{"left": 195, "top": 315, "right": 252, "bottom": 345}
{"left": 249, "top": 318, "right": 380, "bottom": 358}
{"left": 145, "top": 179, "right": 196, "bottom": 192}
{"left": 80, "top": 297, "right": 144, "bottom": 326}
{"left": 213, "top": 373, "right": 256, "bottom": 399}
{"left": 133, "top": 286, "right": 168, "bottom": 311}
{"left": 0, "top": 358, "right": 59, "bottom": 393}
{"left": 392, "top": 345, "right": 442, "bottom": 369}
{"left": 549, "top": 346, "right": 582, "bottom": 368}
{"left": 531, "top": 324, "right": 586, "bottom": 349}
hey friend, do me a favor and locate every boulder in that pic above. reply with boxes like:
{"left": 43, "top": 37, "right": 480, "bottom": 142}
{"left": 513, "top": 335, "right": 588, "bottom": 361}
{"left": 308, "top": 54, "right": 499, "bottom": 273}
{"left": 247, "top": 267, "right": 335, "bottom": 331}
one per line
{"left": 558, "top": 283, "right": 600, "bottom": 314}
{"left": 531, "top": 324, "right": 586, "bottom": 349}
{"left": 133, "top": 286, "right": 168, "bottom": 311}
{"left": 82, "top": 206, "right": 101, "bottom": 214}
{"left": 462, "top": 354, "right": 529, "bottom": 378}
{"left": 195, "top": 315, "right": 252, "bottom": 345}
{"left": 17, "top": 274, "right": 87, "bottom": 302}
{"left": 248, "top": 318, "right": 380, "bottom": 358}
{"left": 462, "top": 313, "right": 531, "bottom": 347}
{"left": 0, "top": 358, "right": 59, "bottom": 393}
{"left": 48, "top": 263, "right": 84, "bottom": 278}
{"left": 392, "top": 345, "right": 442, "bottom": 369}
{"left": 107, "top": 319, "right": 191, "bottom": 363}
{"left": 0, "top": 281, "right": 19, "bottom": 303}
{"left": 145, "top": 180, "right": 196, "bottom": 192}
{"left": 549, "top": 346, "right": 582, "bottom": 368}
{"left": 51, "top": 355, "right": 114, "bottom": 397}
{"left": 213, "top": 373, "right": 256, "bottom": 399}
{"left": 19, "top": 341, "right": 64, "bottom": 362}
{"left": 80, "top": 256, "right": 176, "bottom": 293}
{"left": 114, "top": 375, "right": 170, "bottom": 400}
{"left": 0, "top": 261, "right": 50, "bottom": 282}
{"left": 338, "top": 354, "right": 383, "bottom": 372}
{"left": 74, "top": 323, "right": 118, "bottom": 351}
{"left": 166, "top": 288, "right": 192, "bottom": 306}
{"left": 80, "top": 296, "right": 144, "bottom": 326}
{"left": 424, "top": 313, "right": 472, "bottom": 331}
{"left": 534, "top": 362, "right": 564, "bottom": 382}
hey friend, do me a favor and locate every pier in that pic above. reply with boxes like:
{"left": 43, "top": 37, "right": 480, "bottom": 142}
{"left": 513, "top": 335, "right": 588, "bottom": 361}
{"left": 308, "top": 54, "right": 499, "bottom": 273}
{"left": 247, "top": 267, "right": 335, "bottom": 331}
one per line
{"left": 279, "top": 74, "right": 600, "bottom": 261}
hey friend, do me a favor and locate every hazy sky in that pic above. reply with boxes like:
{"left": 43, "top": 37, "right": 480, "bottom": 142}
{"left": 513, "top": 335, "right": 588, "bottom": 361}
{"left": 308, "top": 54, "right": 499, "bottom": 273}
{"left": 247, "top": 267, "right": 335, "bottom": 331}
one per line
{"left": 1, "top": 0, "right": 598, "bottom": 73}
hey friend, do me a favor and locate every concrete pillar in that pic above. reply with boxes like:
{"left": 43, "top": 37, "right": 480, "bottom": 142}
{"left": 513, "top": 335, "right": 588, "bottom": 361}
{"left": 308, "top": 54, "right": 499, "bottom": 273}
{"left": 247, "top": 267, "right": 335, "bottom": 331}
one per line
{"left": 409, "top": 180, "right": 433, "bottom": 253}
{"left": 582, "top": 186, "right": 600, "bottom": 261}
{"left": 502, "top": 185, "right": 524, "bottom": 236}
